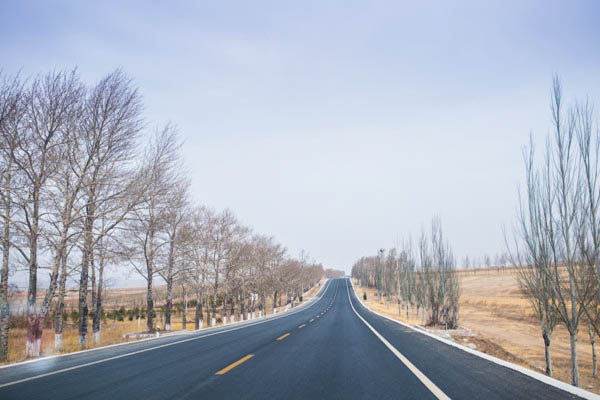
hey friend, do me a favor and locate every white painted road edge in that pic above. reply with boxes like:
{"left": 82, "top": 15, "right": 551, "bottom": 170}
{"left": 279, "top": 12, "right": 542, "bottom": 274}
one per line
{"left": 345, "top": 279, "right": 451, "bottom": 400}
{"left": 348, "top": 278, "right": 600, "bottom": 400}
{"left": 0, "top": 279, "right": 331, "bottom": 379}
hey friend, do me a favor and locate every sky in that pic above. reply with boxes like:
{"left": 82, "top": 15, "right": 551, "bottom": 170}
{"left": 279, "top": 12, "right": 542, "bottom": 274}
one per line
{"left": 1, "top": 1, "right": 600, "bottom": 283}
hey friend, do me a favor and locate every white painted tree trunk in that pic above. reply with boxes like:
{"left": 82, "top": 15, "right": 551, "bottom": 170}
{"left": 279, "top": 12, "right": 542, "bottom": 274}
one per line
{"left": 211, "top": 317, "right": 216, "bottom": 327}
{"left": 54, "top": 333, "right": 63, "bottom": 352}
{"left": 165, "top": 323, "right": 170, "bottom": 331}
{"left": 231, "top": 315, "right": 235, "bottom": 323}
{"left": 223, "top": 316, "right": 227, "bottom": 324}
{"left": 78, "top": 333, "right": 87, "bottom": 348}
{"left": 93, "top": 330, "right": 100, "bottom": 344}
{"left": 26, "top": 338, "right": 41, "bottom": 358}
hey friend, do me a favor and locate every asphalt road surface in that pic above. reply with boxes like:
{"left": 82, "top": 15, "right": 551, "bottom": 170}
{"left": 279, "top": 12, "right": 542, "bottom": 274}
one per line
{"left": 0, "top": 278, "right": 590, "bottom": 399}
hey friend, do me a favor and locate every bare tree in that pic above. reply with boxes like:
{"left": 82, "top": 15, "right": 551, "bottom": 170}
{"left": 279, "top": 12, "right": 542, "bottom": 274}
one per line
{"left": 77, "top": 69, "right": 143, "bottom": 347}
{"left": 0, "top": 72, "right": 24, "bottom": 361}
{"left": 158, "top": 179, "right": 190, "bottom": 330}
{"left": 5, "top": 70, "right": 83, "bottom": 358}
{"left": 124, "top": 125, "right": 182, "bottom": 333}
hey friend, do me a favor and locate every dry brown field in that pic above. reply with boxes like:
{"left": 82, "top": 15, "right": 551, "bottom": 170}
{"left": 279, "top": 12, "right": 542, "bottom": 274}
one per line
{"left": 3, "top": 279, "right": 327, "bottom": 366}
{"left": 353, "top": 269, "right": 600, "bottom": 394}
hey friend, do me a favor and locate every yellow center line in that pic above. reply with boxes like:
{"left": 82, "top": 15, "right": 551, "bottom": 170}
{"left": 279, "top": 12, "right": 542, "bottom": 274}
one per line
{"left": 276, "top": 333, "right": 290, "bottom": 341}
{"left": 310, "top": 319, "right": 314, "bottom": 322}
{"left": 298, "top": 324, "right": 306, "bottom": 329}
{"left": 215, "top": 354, "right": 254, "bottom": 375}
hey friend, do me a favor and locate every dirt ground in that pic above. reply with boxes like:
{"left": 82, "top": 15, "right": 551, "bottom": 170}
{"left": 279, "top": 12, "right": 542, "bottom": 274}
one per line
{"left": 3, "top": 279, "right": 327, "bottom": 365}
{"left": 353, "top": 270, "right": 600, "bottom": 394}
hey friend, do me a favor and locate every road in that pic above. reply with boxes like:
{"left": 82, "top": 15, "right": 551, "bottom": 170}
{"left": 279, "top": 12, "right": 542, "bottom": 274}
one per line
{"left": 0, "top": 278, "right": 591, "bottom": 399}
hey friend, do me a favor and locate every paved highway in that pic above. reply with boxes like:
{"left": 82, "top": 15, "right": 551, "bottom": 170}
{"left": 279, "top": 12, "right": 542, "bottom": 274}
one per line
{"left": 0, "top": 278, "right": 592, "bottom": 399}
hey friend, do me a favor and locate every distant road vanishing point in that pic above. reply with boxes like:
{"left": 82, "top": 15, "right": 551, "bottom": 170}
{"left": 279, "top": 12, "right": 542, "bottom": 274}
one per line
{"left": 0, "top": 279, "right": 593, "bottom": 399}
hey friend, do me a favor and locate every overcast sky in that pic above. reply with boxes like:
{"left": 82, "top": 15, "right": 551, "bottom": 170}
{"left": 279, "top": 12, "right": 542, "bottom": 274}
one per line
{"left": 2, "top": 1, "right": 600, "bottom": 282}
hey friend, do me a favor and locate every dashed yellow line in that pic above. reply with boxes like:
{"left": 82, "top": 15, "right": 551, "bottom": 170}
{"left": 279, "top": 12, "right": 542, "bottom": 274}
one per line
{"left": 310, "top": 318, "right": 314, "bottom": 322}
{"left": 298, "top": 324, "right": 306, "bottom": 329}
{"left": 276, "top": 333, "right": 290, "bottom": 341}
{"left": 215, "top": 354, "right": 254, "bottom": 375}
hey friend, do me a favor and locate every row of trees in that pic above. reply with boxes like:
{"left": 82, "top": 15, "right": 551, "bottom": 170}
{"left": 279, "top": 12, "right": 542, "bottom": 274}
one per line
{"left": 351, "top": 217, "right": 460, "bottom": 329}
{"left": 509, "top": 77, "right": 600, "bottom": 387}
{"left": 0, "top": 68, "right": 324, "bottom": 361}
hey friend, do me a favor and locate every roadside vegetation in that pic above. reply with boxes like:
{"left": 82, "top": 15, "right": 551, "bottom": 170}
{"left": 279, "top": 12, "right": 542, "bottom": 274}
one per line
{"left": 352, "top": 78, "right": 600, "bottom": 391}
{"left": 351, "top": 217, "right": 460, "bottom": 330}
{"left": 507, "top": 77, "right": 600, "bottom": 387}
{"left": 0, "top": 68, "right": 338, "bottom": 365}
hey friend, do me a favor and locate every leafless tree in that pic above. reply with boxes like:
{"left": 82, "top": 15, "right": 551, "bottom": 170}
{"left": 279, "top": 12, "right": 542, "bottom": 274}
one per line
{"left": 0, "top": 72, "right": 24, "bottom": 361}
{"left": 158, "top": 179, "right": 190, "bottom": 330}
{"left": 123, "top": 125, "right": 181, "bottom": 333}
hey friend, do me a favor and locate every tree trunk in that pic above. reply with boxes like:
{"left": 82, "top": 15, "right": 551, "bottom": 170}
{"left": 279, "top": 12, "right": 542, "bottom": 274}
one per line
{"left": 589, "top": 320, "right": 597, "bottom": 377}
{"left": 93, "top": 256, "right": 104, "bottom": 344}
{"left": 223, "top": 290, "right": 228, "bottom": 324}
{"left": 241, "top": 291, "right": 246, "bottom": 321}
{"left": 247, "top": 293, "right": 252, "bottom": 319}
{"left": 212, "top": 286, "right": 217, "bottom": 327}
{"left": 205, "top": 297, "right": 211, "bottom": 327}
{"left": 165, "top": 237, "right": 175, "bottom": 331}
{"left": 25, "top": 188, "right": 40, "bottom": 358}
{"left": 570, "top": 331, "right": 579, "bottom": 386}
{"left": 54, "top": 252, "right": 68, "bottom": 351}
{"left": 543, "top": 331, "right": 553, "bottom": 377}
{"left": 182, "top": 286, "right": 187, "bottom": 330}
{"left": 230, "top": 290, "right": 236, "bottom": 323}
{"left": 0, "top": 198, "right": 9, "bottom": 362}
{"left": 165, "top": 274, "right": 173, "bottom": 331}
{"left": 194, "top": 286, "right": 202, "bottom": 330}
{"left": 78, "top": 203, "right": 95, "bottom": 348}
{"left": 147, "top": 272, "right": 154, "bottom": 332}
{"left": 90, "top": 251, "right": 96, "bottom": 337}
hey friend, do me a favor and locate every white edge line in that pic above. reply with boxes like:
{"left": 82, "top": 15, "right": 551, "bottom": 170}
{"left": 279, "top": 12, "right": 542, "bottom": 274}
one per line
{"left": 0, "top": 279, "right": 331, "bottom": 387}
{"left": 348, "top": 278, "right": 600, "bottom": 400}
{"left": 345, "top": 279, "right": 450, "bottom": 400}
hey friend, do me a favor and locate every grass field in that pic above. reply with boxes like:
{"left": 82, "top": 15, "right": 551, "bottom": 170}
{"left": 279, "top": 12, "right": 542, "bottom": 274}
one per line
{"left": 354, "top": 269, "right": 600, "bottom": 394}
{"left": 3, "top": 279, "right": 326, "bottom": 366}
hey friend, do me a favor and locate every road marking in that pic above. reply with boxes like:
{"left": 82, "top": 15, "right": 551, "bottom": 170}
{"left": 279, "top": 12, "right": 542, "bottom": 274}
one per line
{"left": 298, "top": 324, "right": 306, "bottom": 329}
{"left": 310, "top": 319, "right": 314, "bottom": 322}
{"left": 276, "top": 333, "right": 290, "bottom": 341}
{"left": 0, "top": 280, "right": 335, "bottom": 389}
{"left": 215, "top": 354, "right": 254, "bottom": 375}
{"left": 345, "top": 280, "right": 451, "bottom": 400}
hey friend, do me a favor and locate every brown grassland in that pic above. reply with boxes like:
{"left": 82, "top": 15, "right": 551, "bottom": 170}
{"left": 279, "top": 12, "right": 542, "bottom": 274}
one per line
{"left": 3, "top": 279, "right": 326, "bottom": 366}
{"left": 353, "top": 269, "right": 600, "bottom": 394}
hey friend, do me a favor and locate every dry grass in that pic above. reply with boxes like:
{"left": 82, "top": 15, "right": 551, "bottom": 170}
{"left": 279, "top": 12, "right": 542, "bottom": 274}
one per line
{"left": 353, "top": 271, "right": 600, "bottom": 394}
{"left": 3, "top": 279, "right": 327, "bottom": 366}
